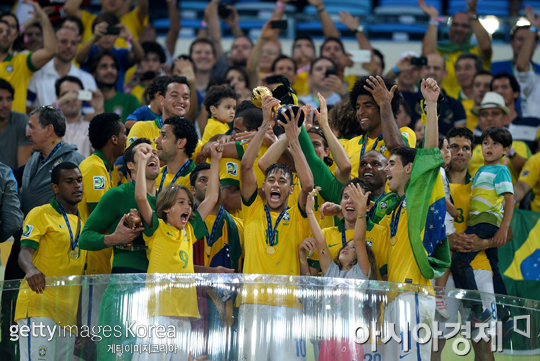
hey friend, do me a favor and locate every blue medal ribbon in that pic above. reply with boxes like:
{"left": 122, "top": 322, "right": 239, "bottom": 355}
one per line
{"left": 41, "top": 141, "right": 64, "bottom": 165}
{"left": 158, "top": 159, "right": 191, "bottom": 194}
{"left": 205, "top": 206, "right": 225, "bottom": 247}
{"left": 341, "top": 228, "right": 347, "bottom": 247}
{"left": 359, "top": 133, "right": 383, "bottom": 160}
{"left": 264, "top": 205, "right": 289, "bottom": 247}
{"left": 390, "top": 196, "right": 405, "bottom": 237}
{"left": 57, "top": 200, "right": 81, "bottom": 252}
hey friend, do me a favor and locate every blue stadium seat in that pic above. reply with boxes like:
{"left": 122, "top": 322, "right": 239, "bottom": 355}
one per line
{"left": 374, "top": 0, "right": 442, "bottom": 16}
{"left": 447, "top": 0, "right": 509, "bottom": 16}
{"left": 296, "top": 21, "right": 349, "bottom": 33}
{"left": 304, "top": 4, "right": 370, "bottom": 17}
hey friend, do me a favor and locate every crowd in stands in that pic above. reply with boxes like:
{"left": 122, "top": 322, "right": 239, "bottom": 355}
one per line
{"left": 0, "top": 0, "right": 540, "bottom": 360}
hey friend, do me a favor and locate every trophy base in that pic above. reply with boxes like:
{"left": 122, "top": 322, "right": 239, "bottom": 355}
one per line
{"left": 277, "top": 105, "right": 304, "bottom": 127}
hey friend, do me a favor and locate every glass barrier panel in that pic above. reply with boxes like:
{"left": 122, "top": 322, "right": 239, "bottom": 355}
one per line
{"left": 0, "top": 274, "right": 538, "bottom": 361}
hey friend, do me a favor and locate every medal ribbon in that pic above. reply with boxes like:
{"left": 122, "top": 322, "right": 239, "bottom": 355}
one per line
{"left": 390, "top": 196, "right": 405, "bottom": 238}
{"left": 264, "top": 205, "right": 290, "bottom": 247}
{"left": 341, "top": 228, "right": 347, "bottom": 247}
{"left": 206, "top": 206, "right": 225, "bottom": 247}
{"left": 359, "top": 133, "right": 383, "bottom": 160}
{"left": 57, "top": 200, "right": 81, "bottom": 251}
{"left": 158, "top": 159, "right": 191, "bottom": 194}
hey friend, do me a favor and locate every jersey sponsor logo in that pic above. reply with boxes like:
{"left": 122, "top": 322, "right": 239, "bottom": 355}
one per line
{"left": 167, "top": 232, "right": 174, "bottom": 237}
{"left": 128, "top": 137, "right": 138, "bottom": 146}
{"left": 328, "top": 243, "right": 338, "bottom": 248}
{"left": 59, "top": 225, "right": 67, "bottom": 228}
{"left": 401, "top": 132, "right": 410, "bottom": 138}
{"left": 38, "top": 345, "right": 47, "bottom": 357}
{"left": 522, "top": 170, "right": 530, "bottom": 176}
{"left": 93, "top": 176, "right": 105, "bottom": 190}
{"left": 22, "top": 225, "right": 33, "bottom": 238}
{"left": 226, "top": 162, "right": 238, "bottom": 176}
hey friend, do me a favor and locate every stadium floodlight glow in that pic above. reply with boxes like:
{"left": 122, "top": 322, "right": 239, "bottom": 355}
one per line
{"left": 480, "top": 16, "right": 500, "bottom": 35}
{"left": 516, "top": 17, "right": 531, "bottom": 26}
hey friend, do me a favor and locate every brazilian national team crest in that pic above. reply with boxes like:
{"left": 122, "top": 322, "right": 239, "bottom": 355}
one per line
{"left": 38, "top": 345, "right": 47, "bottom": 358}
{"left": 226, "top": 162, "right": 238, "bottom": 176}
{"left": 53, "top": 158, "right": 63, "bottom": 168}
{"left": 379, "top": 145, "right": 387, "bottom": 154}
{"left": 6, "top": 65, "right": 13, "bottom": 73}
{"left": 282, "top": 212, "right": 290, "bottom": 222}
{"left": 380, "top": 202, "right": 388, "bottom": 210}
{"left": 93, "top": 176, "right": 105, "bottom": 190}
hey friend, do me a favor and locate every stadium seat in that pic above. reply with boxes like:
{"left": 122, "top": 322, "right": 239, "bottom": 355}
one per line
{"left": 374, "top": 0, "right": 442, "bottom": 16}
{"left": 447, "top": 0, "right": 509, "bottom": 16}
{"left": 304, "top": 4, "right": 370, "bottom": 17}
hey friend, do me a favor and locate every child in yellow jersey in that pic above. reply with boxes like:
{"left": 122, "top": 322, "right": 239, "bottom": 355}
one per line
{"left": 132, "top": 142, "right": 232, "bottom": 361}
{"left": 201, "top": 85, "right": 237, "bottom": 144}
{"left": 300, "top": 182, "right": 377, "bottom": 361}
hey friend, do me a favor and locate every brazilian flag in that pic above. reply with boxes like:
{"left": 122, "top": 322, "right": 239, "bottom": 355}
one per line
{"left": 499, "top": 209, "right": 540, "bottom": 353}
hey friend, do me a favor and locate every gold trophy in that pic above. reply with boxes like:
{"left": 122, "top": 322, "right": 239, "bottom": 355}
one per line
{"left": 251, "top": 83, "right": 304, "bottom": 127}
{"left": 116, "top": 208, "right": 148, "bottom": 251}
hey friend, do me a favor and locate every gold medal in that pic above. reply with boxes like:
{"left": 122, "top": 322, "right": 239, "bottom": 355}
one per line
{"left": 205, "top": 246, "right": 212, "bottom": 255}
{"left": 390, "top": 236, "right": 397, "bottom": 246}
{"left": 69, "top": 249, "right": 79, "bottom": 259}
{"left": 266, "top": 246, "right": 276, "bottom": 255}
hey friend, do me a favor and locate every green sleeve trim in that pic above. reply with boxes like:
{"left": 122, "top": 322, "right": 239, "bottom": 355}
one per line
{"left": 242, "top": 190, "right": 258, "bottom": 206}
{"left": 379, "top": 264, "right": 387, "bottom": 277}
{"left": 21, "top": 240, "right": 38, "bottom": 249}
{"left": 143, "top": 213, "right": 159, "bottom": 238}
{"left": 220, "top": 178, "right": 240, "bottom": 188}
{"left": 235, "top": 141, "right": 245, "bottom": 160}
{"left": 308, "top": 260, "right": 320, "bottom": 269}
{"left": 87, "top": 202, "right": 98, "bottom": 212}
{"left": 26, "top": 53, "right": 38, "bottom": 72}
{"left": 190, "top": 210, "right": 208, "bottom": 240}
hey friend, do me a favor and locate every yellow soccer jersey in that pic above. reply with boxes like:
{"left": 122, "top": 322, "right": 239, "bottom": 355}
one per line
{"left": 239, "top": 193, "right": 309, "bottom": 308}
{"left": 518, "top": 152, "right": 540, "bottom": 212}
{"left": 202, "top": 118, "right": 230, "bottom": 144}
{"left": 438, "top": 47, "right": 491, "bottom": 99}
{"left": 468, "top": 141, "right": 531, "bottom": 184}
{"left": 81, "top": 9, "right": 148, "bottom": 49}
{"left": 15, "top": 200, "right": 87, "bottom": 332}
{"left": 78, "top": 150, "right": 118, "bottom": 275}
{"left": 155, "top": 161, "right": 196, "bottom": 192}
{"left": 127, "top": 118, "right": 162, "bottom": 149}
{"left": 204, "top": 211, "right": 244, "bottom": 270}
{"left": 449, "top": 181, "right": 491, "bottom": 272}
{"left": 460, "top": 98, "right": 477, "bottom": 131}
{"left": 292, "top": 70, "right": 309, "bottom": 96}
{"left": 345, "top": 127, "right": 416, "bottom": 178}
{"left": 380, "top": 201, "right": 433, "bottom": 289}
{"left": 1, "top": 53, "right": 36, "bottom": 113}
{"left": 344, "top": 74, "right": 357, "bottom": 92}
{"left": 144, "top": 218, "right": 199, "bottom": 319}
{"left": 130, "top": 84, "right": 145, "bottom": 104}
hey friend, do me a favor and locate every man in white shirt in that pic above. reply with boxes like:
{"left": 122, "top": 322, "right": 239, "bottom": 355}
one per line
{"left": 55, "top": 76, "right": 94, "bottom": 158}
{"left": 27, "top": 27, "right": 97, "bottom": 113}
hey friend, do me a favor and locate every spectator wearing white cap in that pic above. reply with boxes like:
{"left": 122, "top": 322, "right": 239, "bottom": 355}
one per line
{"left": 468, "top": 92, "right": 531, "bottom": 183}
